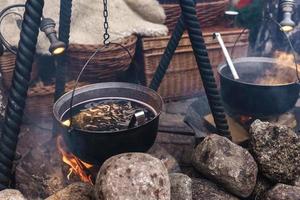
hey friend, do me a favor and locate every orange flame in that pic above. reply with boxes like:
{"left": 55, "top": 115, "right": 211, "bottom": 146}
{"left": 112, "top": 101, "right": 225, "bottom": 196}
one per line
{"left": 56, "top": 136, "right": 94, "bottom": 184}
{"left": 239, "top": 115, "right": 252, "bottom": 124}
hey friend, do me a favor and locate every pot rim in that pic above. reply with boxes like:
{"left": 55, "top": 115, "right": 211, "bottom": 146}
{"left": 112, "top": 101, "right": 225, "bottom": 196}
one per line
{"left": 217, "top": 57, "right": 299, "bottom": 87}
{"left": 53, "top": 82, "right": 163, "bottom": 135}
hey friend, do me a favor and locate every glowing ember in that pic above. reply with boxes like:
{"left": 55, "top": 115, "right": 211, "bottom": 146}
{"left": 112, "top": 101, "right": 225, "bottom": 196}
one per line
{"left": 56, "top": 136, "right": 94, "bottom": 184}
{"left": 239, "top": 115, "right": 252, "bottom": 125}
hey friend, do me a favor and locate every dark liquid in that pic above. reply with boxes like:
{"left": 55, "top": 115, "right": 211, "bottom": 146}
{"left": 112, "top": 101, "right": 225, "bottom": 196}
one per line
{"left": 63, "top": 98, "right": 156, "bottom": 132}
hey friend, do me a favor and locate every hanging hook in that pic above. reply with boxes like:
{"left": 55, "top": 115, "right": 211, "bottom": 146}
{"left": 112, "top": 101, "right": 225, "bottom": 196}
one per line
{"left": 102, "top": 0, "right": 110, "bottom": 46}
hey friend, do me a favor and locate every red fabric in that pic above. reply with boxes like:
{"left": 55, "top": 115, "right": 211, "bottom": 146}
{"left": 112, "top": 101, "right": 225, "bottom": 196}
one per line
{"left": 236, "top": 0, "right": 252, "bottom": 9}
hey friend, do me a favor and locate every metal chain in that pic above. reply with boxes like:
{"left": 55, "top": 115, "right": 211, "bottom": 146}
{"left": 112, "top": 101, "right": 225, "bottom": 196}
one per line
{"left": 103, "top": 0, "right": 110, "bottom": 45}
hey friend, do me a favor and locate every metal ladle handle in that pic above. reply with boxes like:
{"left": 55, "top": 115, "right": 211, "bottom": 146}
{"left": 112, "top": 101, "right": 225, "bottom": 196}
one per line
{"left": 128, "top": 110, "right": 146, "bottom": 129}
{"left": 231, "top": 17, "right": 299, "bottom": 82}
{"left": 214, "top": 32, "right": 240, "bottom": 79}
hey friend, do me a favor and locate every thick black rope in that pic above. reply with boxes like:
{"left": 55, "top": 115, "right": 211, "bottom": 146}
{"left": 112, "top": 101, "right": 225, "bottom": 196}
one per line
{"left": 180, "top": 0, "right": 230, "bottom": 137}
{"left": 0, "top": 0, "right": 44, "bottom": 190}
{"left": 149, "top": 16, "right": 185, "bottom": 90}
{"left": 54, "top": 0, "right": 73, "bottom": 100}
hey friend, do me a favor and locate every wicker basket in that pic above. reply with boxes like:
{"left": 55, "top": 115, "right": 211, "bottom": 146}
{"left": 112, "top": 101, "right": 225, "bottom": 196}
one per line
{"left": 0, "top": 35, "right": 137, "bottom": 119}
{"left": 0, "top": 35, "right": 137, "bottom": 88}
{"left": 0, "top": 52, "right": 38, "bottom": 89}
{"left": 162, "top": 0, "right": 229, "bottom": 32}
{"left": 66, "top": 35, "right": 137, "bottom": 82}
{"left": 142, "top": 27, "right": 249, "bottom": 100}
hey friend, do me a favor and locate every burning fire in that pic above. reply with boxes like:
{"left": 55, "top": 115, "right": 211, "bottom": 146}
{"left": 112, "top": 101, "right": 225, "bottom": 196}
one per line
{"left": 56, "top": 136, "right": 94, "bottom": 184}
{"left": 239, "top": 115, "right": 252, "bottom": 124}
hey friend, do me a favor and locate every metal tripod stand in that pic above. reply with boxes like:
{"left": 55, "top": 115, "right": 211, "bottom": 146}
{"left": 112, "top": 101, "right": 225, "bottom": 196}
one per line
{"left": 0, "top": 0, "right": 229, "bottom": 189}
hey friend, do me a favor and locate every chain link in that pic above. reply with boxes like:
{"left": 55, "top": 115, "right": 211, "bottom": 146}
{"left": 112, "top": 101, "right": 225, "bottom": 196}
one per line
{"left": 103, "top": 0, "right": 110, "bottom": 46}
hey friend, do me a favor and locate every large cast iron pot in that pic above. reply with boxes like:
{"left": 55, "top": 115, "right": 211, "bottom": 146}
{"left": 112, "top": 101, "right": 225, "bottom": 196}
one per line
{"left": 218, "top": 57, "right": 300, "bottom": 117}
{"left": 53, "top": 82, "right": 163, "bottom": 164}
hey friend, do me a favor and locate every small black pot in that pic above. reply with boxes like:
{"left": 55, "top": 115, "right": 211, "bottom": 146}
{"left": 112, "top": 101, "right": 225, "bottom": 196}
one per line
{"left": 218, "top": 57, "right": 300, "bottom": 117}
{"left": 53, "top": 82, "right": 163, "bottom": 164}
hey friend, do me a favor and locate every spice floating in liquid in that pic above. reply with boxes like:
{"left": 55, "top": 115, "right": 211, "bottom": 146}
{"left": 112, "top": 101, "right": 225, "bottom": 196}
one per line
{"left": 63, "top": 99, "right": 155, "bottom": 132}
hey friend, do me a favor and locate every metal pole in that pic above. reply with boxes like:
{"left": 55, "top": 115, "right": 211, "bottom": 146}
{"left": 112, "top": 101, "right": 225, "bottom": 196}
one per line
{"left": 149, "top": 16, "right": 185, "bottom": 90}
{"left": 52, "top": 0, "right": 73, "bottom": 137}
{"left": 54, "top": 0, "right": 73, "bottom": 100}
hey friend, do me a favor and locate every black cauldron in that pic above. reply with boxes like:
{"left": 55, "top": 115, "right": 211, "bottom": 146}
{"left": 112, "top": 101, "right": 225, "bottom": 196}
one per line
{"left": 218, "top": 57, "right": 300, "bottom": 117}
{"left": 53, "top": 82, "right": 163, "bottom": 164}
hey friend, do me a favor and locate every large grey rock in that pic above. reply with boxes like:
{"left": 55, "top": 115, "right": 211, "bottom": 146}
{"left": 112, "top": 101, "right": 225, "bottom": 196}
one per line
{"left": 45, "top": 182, "right": 94, "bottom": 200}
{"left": 250, "top": 175, "right": 274, "bottom": 200}
{"left": 250, "top": 120, "right": 300, "bottom": 183}
{"left": 265, "top": 184, "right": 300, "bottom": 200}
{"left": 95, "top": 153, "right": 170, "bottom": 200}
{"left": 192, "top": 178, "right": 239, "bottom": 200}
{"left": 0, "top": 189, "right": 26, "bottom": 200}
{"left": 156, "top": 133, "right": 195, "bottom": 166}
{"left": 148, "top": 143, "right": 181, "bottom": 173}
{"left": 192, "top": 134, "right": 257, "bottom": 198}
{"left": 181, "top": 167, "right": 202, "bottom": 179}
{"left": 294, "top": 177, "right": 300, "bottom": 187}
{"left": 170, "top": 173, "right": 192, "bottom": 200}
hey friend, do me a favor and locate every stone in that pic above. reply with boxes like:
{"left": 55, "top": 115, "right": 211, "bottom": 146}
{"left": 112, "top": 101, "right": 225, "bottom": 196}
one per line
{"left": 95, "top": 153, "right": 170, "bottom": 200}
{"left": 250, "top": 120, "right": 300, "bottom": 183}
{"left": 181, "top": 167, "right": 202, "bottom": 179}
{"left": 250, "top": 175, "right": 274, "bottom": 200}
{"left": 192, "top": 178, "right": 239, "bottom": 200}
{"left": 156, "top": 133, "right": 195, "bottom": 166}
{"left": 192, "top": 134, "right": 257, "bottom": 198}
{"left": 148, "top": 143, "right": 181, "bottom": 173}
{"left": 265, "top": 184, "right": 300, "bottom": 200}
{"left": 170, "top": 173, "right": 192, "bottom": 200}
{"left": 294, "top": 177, "right": 300, "bottom": 187}
{"left": 45, "top": 182, "right": 94, "bottom": 200}
{"left": 0, "top": 189, "right": 27, "bottom": 200}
